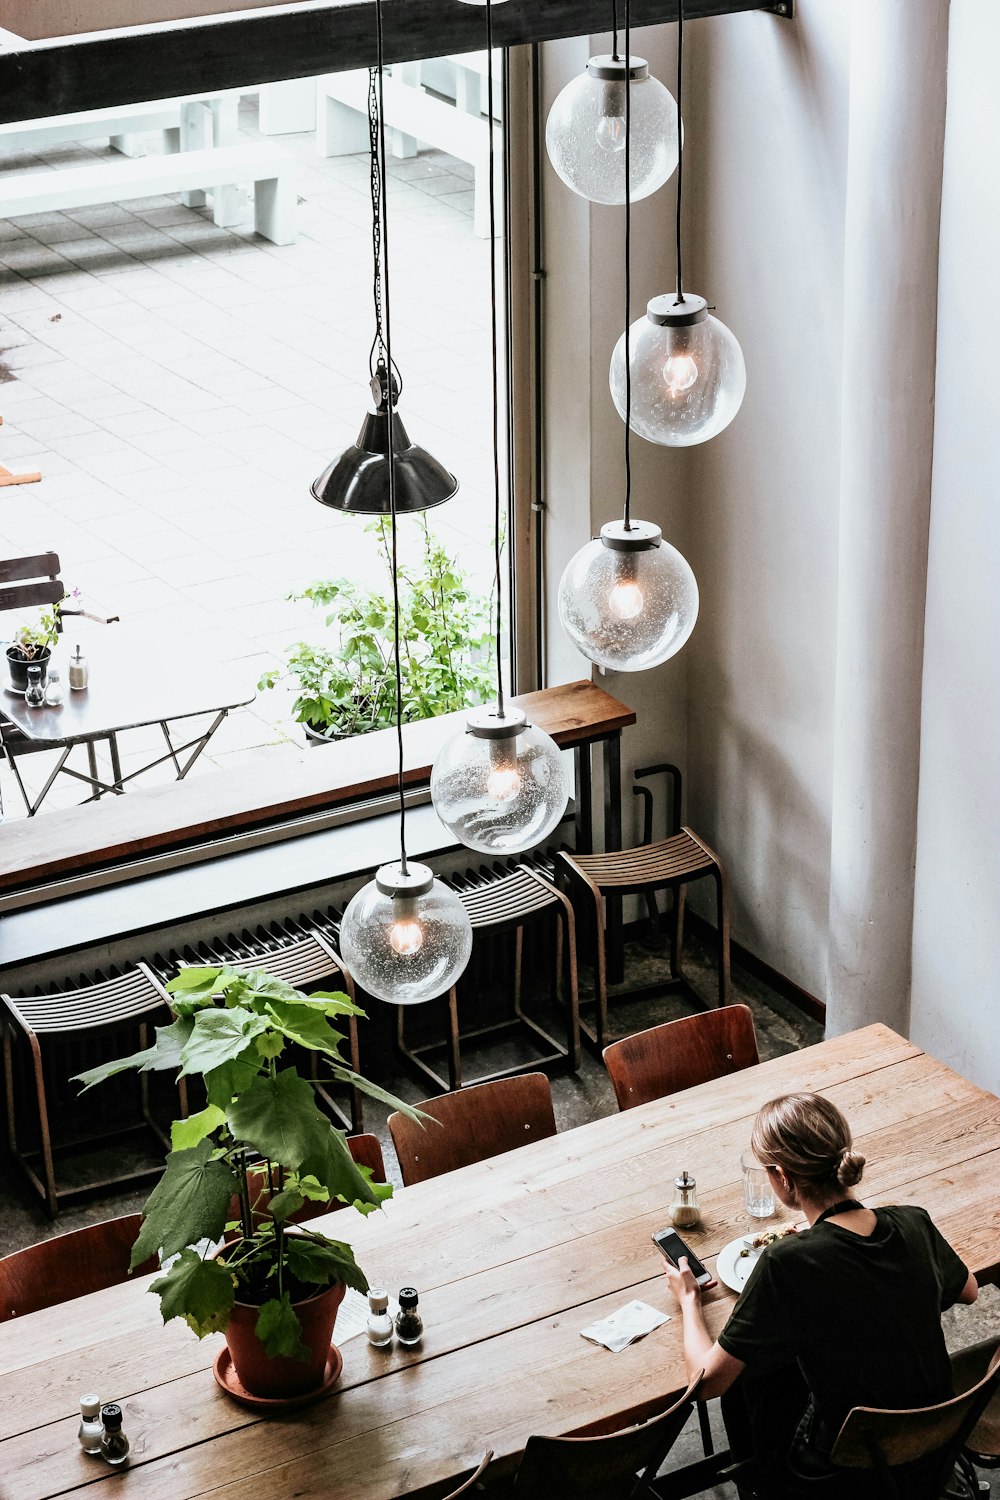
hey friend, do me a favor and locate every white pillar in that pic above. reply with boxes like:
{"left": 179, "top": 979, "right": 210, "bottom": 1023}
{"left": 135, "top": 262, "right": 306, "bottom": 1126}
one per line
{"left": 826, "top": 0, "right": 950, "bottom": 1035}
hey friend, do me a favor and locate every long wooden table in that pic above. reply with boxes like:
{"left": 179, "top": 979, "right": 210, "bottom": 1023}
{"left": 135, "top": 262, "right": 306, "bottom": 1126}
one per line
{"left": 2, "top": 1023, "right": 999, "bottom": 1500}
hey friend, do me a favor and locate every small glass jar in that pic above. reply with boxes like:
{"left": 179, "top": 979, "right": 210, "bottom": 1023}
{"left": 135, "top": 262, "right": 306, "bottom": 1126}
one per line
{"left": 24, "top": 665, "right": 44, "bottom": 707}
{"left": 43, "top": 668, "right": 63, "bottom": 707}
{"left": 366, "top": 1288, "right": 394, "bottom": 1348}
{"left": 669, "top": 1171, "right": 700, "bottom": 1229}
{"left": 78, "top": 1393, "right": 102, "bottom": 1455}
{"left": 99, "top": 1404, "right": 129, "bottom": 1466}
{"left": 69, "top": 645, "right": 89, "bottom": 691}
{"left": 395, "top": 1287, "right": 423, "bottom": 1347}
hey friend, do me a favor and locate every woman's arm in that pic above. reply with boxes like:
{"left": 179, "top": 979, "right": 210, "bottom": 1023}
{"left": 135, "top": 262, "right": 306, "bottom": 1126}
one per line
{"left": 662, "top": 1257, "right": 745, "bottom": 1399}
{"left": 957, "top": 1270, "right": 978, "bottom": 1305}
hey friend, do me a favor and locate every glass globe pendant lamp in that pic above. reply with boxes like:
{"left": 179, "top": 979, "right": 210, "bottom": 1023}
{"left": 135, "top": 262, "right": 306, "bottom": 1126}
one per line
{"left": 339, "top": 862, "right": 473, "bottom": 1006}
{"left": 610, "top": 292, "right": 746, "bottom": 446}
{"left": 545, "top": 55, "right": 678, "bottom": 206}
{"left": 558, "top": 519, "right": 698, "bottom": 673}
{"left": 431, "top": 706, "right": 570, "bottom": 855}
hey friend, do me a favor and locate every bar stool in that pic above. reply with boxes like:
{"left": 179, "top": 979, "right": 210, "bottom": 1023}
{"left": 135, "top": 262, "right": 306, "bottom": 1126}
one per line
{"left": 397, "top": 865, "right": 581, "bottom": 1091}
{"left": 149, "top": 929, "right": 363, "bottom": 1132}
{"left": 558, "top": 767, "right": 730, "bottom": 1051}
{"left": 1, "top": 969, "right": 188, "bottom": 1217}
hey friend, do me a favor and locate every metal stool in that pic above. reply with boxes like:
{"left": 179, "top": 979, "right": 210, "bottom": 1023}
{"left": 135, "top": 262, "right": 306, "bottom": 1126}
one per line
{"left": 397, "top": 865, "right": 581, "bottom": 1091}
{"left": 559, "top": 766, "right": 731, "bottom": 1050}
{"left": 1, "top": 969, "right": 188, "bottom": 1217}
{"left": 152, "top": 929, "right": 363, "bottom": 1133}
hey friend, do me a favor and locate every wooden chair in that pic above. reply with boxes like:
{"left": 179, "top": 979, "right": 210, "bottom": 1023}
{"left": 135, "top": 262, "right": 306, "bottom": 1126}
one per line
{"left": 952, "top": 1339, "right": 1000, "bottom": 1472}
{"left": 423, "top": 1450, "right": 494, "bottom": 1499}
{"left": 0, "top": 1214, "right": 157, "bottom": 1321}
{"left": 397, "top": 865, "right": 581, "bottom": 1093}
{"left": 239, "top": 1134, "right": 387, "bottom": 1227}
{"left": 603, "top": 1005, "right": 759, "bottom": 1112}
{"left": 388, "top": 1073, "right": 557, "bottom": 1188}
{"left": 558, "top": 765, "right": 731, "bottom": 1052}
{"left": 512, "top": 1374, "right": 703, "bottom": 1498}
{"left": 1, "top": 969, "right": 188, "bottom": 1217}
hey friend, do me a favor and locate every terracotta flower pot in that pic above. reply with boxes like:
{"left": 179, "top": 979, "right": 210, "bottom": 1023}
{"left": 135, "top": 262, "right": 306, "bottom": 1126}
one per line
{"left": 224, "top": 1280, "right": 346, "bottom": 1400}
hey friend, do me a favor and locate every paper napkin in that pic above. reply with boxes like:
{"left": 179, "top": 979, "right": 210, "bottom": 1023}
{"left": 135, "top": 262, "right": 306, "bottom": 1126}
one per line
{"left": 580, "top": 1300, "right": 671, "bottom": 1353}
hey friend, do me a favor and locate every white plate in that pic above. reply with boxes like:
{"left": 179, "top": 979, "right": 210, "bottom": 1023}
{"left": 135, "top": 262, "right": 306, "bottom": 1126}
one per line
{"left": 716, "top": 1235, "right": 764, "bottom": 1293}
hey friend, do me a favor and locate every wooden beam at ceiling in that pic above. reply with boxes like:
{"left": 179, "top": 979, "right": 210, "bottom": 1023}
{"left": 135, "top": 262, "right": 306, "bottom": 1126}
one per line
{"left": 0, "top": 0, "right": 789, "bottom": 126}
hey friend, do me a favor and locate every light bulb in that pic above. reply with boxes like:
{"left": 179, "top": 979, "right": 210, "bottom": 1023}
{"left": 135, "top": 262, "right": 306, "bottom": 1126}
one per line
{"left": 430, "top": 706, "right": 570, "bottom": 854}
{"left": 611, "top": 294, "right": 746, "bottom": 447}
{"left": 546, "top": 56, "right": 678, "bottom": 206}
{"left": 339, "top": 862, "right": 472, "bottom": 1005}
{"left": 558, "top": 519, "right": 699, "bottom": 673}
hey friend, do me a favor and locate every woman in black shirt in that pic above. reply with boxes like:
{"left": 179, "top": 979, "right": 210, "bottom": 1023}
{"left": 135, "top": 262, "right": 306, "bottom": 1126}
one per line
{"left": 661, "top": 1092, "right": 978, "bottom": 1497}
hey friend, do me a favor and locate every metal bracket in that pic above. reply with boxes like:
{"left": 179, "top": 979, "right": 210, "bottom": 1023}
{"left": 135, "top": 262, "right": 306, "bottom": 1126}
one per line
{"left": 761, "top": 0, "right": 794, "bottom": 15}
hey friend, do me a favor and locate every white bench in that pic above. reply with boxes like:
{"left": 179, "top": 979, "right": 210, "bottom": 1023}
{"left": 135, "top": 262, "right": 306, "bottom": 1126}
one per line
{"left": 0, "top": 142, "right": 296, "bottom": 244}
{"left": 317, "top": 67, "right": 501, "bottom": 238}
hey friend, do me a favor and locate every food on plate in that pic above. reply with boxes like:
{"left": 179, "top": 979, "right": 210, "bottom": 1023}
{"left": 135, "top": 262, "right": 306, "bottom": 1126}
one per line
{"left": 739, "top": 1224, "right": 798, "bottom": 1258}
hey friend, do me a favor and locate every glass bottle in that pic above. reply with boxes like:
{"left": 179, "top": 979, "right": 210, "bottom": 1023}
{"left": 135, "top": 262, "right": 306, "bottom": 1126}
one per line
{"left": 366, "top": 1288, "right": 394, "bottom": 1348}
{"left": 43, "top": 668, "right": 63, "bottom": 707}
{"left": 669, "top": 1170, "right": 701, "bottom": 1229}
{"left": 395, "top": 1287, "right": 423, "bottom": 1347}
{"left": 24, "top": 665, "right": 44, "bottom": 707}
{"left": 69, "top": 645, "right": 89, "bottom": 691}
{"left": 78, "top": 1394, "right": 102, "bottom": 1455}
{"left": 99, "top": 1404, "right": 129, "bottom": 1466}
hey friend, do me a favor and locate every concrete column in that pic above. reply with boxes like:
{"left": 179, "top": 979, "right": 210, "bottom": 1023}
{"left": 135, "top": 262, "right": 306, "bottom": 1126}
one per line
{"left": 826, "top": 0, "right": 949, "bottom": 1035}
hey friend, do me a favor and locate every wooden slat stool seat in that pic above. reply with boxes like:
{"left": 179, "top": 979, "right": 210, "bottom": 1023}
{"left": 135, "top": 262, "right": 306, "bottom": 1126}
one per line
{"left": 1, "top": 969, "right": 186, "bottom": 1217}
{"left": 558, "top": 827, "right": 731, "bottom": 1052}
{"left": 396, "top": 865, "right": 580, "bottom": 1093}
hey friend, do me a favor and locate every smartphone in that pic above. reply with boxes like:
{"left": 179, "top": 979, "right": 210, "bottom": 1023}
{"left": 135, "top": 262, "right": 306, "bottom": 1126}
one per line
{"left": 652, "top": 1227, "right": 714, "bottom": 1287}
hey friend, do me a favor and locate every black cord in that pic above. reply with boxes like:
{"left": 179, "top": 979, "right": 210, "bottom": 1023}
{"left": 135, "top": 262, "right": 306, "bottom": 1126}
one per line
{"left": 675, "top": 0, "right": 685, "bottom": 304}
{"left": 623, "top": 0, "right": 633, "bottom": 531}
{"left": 374, "top": 0, "right": 407, "bottom": 873}
{"left": 611, "top": 0, "right": 619, "bottom": 60}
{"left": 486, "top": 0, "right": 505, "bottom": 719}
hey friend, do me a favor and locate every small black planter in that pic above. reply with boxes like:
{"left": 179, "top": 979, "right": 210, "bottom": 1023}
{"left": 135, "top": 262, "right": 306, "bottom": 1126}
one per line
{"left": 7, "top": 645, "right": 50, "bottom": 694}
{"left": 302, "top": 722, "right": 348, "bottom": 748}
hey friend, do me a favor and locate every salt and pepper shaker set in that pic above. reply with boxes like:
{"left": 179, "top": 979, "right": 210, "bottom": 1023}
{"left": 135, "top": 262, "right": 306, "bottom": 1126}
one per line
{"left": 366, "top": 1287, "right": 424, "bottom": 1349}
{"left": 78, "top": 1396, "right": 129, "bottom": 1466}
{"left": 23, "top": 645, "right": 88, "bottom": 710}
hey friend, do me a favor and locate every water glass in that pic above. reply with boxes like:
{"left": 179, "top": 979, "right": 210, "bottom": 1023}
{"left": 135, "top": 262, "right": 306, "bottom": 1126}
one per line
{"left": 741, "top": 1150, "right": 775, "bottom": 1219}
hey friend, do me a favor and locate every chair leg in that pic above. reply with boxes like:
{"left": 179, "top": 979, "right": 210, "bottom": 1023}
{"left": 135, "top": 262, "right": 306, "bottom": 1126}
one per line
{"left": 513, "top": 926, "right": 524, "bottom": 1018}
{"left": 697, "top": 1400, "right": 715, "bottom": 1457}
{"left": 673, "top": 881, "right": 687, "bottom": 982}
{"left": 714, "top": 863, "right": 732, "bottom": 1009}
{"left": 29, "top": 1031, "right": 58, "bottom": 1216}
{"left": 345, "top": 1013, "right": 363, "bottom": 1132}
{"left": 447, "top": 986, "right": 462, "bottom": 1090}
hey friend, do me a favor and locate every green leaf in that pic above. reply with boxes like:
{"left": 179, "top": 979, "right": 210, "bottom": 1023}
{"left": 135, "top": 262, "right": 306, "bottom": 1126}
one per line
{"left": 149, "top": 1248, "right": 235, "bottom": 1338}
{"left": 204, "top": 1046, "right": 263, "bottom": 1109}
{"left": 267, "top": 1187, "right": 306, "bottom": 1223}
{"left": 168, "top": 965, "right": 224, "bottom": 991}
{"left": 256, "top": 1032, "right": 285, "bottom": 1060}
{"left": 264, "top": 999, "right": 345, "bottom": 1057}
{"left": 73, "top": 1017, "right": 193, "bottom": 1092}
{"left": 179, "top": 1006, "right": 269, "bottom": 1077}
{"left": 256, "top": 1294, "right": 310, "bottom": 1362}
{"left": 286, "top": 1234, "right": 368, "bottom": 1294}
{"left": 321, "top": 1063, "right": 427, "bottom": 1123}
{"left": 171, "top": 1104, "right": 227, "bottom": 1152}
{"left": 130, "top": 1139, "right": 238, "bottom": 1269}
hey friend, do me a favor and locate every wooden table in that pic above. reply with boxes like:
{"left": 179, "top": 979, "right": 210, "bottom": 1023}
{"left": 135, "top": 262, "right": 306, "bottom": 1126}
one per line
{"left": 3, "top": 1024, "right": 998, "bottom": 1500}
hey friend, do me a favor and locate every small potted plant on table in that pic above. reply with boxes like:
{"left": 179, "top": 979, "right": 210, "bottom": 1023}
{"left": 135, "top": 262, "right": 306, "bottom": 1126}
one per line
{"left": 6, "top": 616, "right": 57, "bottom": 693}
{"left": 75, "top": 963, "right": 417, "bottom": 1406}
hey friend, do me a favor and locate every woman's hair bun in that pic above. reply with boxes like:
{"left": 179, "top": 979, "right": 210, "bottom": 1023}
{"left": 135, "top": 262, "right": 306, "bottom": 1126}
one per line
{"left": 837, "top": 1148, "right": 866, "bottom": 1188}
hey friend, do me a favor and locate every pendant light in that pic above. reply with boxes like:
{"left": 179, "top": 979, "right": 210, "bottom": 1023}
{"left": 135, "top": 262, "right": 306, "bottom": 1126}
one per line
{"left": 545, "top": 1, "right": 678, "bottom": 206}
{"left": 311, "top": 70, "right": 458, "bottom": 513}
{"left": 430, "top": 0, "right": 570, "bottom": 855}
{"left": 609, "top": 0, "right": 746, "bottom": 446}
{"left": 339, "top": 4, "right": 472, "bottom": 1005}
{"left": 558, "top": 0, "right": 699, "bottom": 675}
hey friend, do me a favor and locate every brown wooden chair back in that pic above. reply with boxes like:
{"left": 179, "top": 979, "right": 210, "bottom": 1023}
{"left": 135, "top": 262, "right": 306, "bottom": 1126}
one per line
{"left": 828, "top": 1346, "right": 1000, "bottom": 1492}
{"left": 239, "top": 1134, "right": 387, "bottom": 1226}
{"left": 603, "top": 1005, "right": 759, "bottom": 1112}
{"left": 388, "top": 1074, "right": 557, "bottom": 1187}
{"left": 433, "top": 1450, "right": 493, "bottom": 1498}
{"left": 513, "top": 1374, "right": 702, "bottom": 1498}
{"left": 0, "top": 1214, "right": 156, "bottom": 1321}
{"left": 0, "top": 551, "right": 62, "bottom": 618}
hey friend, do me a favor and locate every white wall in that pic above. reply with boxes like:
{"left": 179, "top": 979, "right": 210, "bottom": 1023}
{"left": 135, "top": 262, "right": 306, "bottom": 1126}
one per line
{"left": 5, "top": 0, "right": 306, "bottom": 41}
{"left": 910, "top": 0, "right": 1000, "bottom": 1095}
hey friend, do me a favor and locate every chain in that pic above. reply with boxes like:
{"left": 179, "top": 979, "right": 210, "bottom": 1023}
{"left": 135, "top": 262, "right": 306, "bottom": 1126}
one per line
{"left": 368, "top": 67, "right": 387, "bottom": 385}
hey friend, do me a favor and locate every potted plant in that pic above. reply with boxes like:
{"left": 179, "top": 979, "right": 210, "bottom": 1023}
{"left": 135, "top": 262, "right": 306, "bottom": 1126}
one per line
{"left": 5, "top": 588, "right": 80, "bottom": 692}
{"left": 74, "top": 963, "right": 419, "bottom": 1403}
{"left": 258, "top": 517, "right": 496, "bottom": 744}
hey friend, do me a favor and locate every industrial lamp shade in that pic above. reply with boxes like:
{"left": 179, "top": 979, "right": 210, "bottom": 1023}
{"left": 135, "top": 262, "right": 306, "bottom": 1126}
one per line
{"left": 545, "top": 56, "right": 678, "bottom": 206}
{"left": 339, "top": 862, "right": 473, "bottom": 1005}
{"left": 557, "top": 519, "right": 699, "bottom": 673}
{"left": 312, "top": 385, "right": 458, "bottom": 515}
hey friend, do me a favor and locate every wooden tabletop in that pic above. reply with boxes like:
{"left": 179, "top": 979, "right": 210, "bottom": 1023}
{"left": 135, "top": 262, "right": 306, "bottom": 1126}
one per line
{"left": 4, "top": 1023, "right": 997, "bottom": 1500}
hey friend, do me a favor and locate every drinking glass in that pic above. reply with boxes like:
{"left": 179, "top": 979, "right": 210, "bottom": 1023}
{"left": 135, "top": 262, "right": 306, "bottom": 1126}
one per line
{"left": 741, "top": 1150, "right": 775, "bottom": 1219}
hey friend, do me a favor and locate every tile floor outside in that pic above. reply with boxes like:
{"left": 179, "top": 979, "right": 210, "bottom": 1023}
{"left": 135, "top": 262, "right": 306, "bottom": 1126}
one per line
{"left": 0, "top": 93, "right": 503, "bottom": 820}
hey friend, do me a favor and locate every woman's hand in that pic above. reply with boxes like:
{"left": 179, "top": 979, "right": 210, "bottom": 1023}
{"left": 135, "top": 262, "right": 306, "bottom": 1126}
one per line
{"left": 662, "top": 1254, "right": 712, "bottom": 1305}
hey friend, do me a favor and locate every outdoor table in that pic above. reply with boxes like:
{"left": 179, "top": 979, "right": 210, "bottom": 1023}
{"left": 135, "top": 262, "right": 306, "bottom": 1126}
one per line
{"left": 2, "top": 1023, "right": 998, "bottom": 1498}
{"left": 0, "top": 629, "right": 256, "bottom": 815}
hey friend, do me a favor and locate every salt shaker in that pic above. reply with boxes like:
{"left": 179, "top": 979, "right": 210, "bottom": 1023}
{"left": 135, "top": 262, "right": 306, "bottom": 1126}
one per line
{"left": 395, "top": 1287, "right": 423, "bottom": 1347}
{"left": 99, "top": 1404, "right": 129, "bottom": 1466}
{"left": 69, "top": 644, "right": 89, "bottom": 691}
{"left": 24, "top": 665, "right": 44, "bottom": 707}
{"left": 77, "top": 1393, "right": 102, "bottom": 1455}
{"left": 366, "top": 1288, "right": 394, "bottom": 1348}
{"left": 669, "top": 1171, "right": 701, "bottom": 1228}
{"left": 43, "top": 668, "right": 63, "bottom": 707}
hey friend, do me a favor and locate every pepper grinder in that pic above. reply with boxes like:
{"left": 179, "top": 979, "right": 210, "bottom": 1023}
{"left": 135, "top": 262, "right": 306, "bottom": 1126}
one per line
{"left": 395, "top": 1287, "right": 423, "bottom": 1347}
{"left": 99, "top": 1404, "right": 129, "bottom": 1466}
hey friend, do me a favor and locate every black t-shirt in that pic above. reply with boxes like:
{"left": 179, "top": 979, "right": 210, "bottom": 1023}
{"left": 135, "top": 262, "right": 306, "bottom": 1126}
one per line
{"left": 718, "top": 1205, "right": 969, "bottom": 1432}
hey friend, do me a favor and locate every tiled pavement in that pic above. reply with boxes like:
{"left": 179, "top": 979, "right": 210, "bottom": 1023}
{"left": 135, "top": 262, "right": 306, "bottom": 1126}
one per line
{"left": 0, "top": 94, "right": 502, "bottom": 818}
